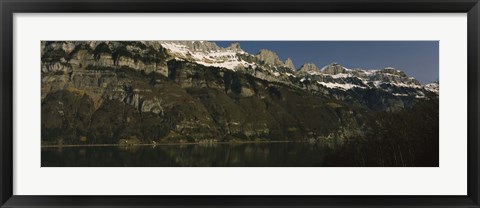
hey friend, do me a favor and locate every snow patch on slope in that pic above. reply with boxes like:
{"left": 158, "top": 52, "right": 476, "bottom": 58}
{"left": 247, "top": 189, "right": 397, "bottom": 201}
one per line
{"left": 161, "top": 41, "right": 254, "bottom": 71}
{"left": 424, "top": 82, "right": 439, "bottom": 94}
{"left": 316, "top": 81, "right": 365, "bottom": 90}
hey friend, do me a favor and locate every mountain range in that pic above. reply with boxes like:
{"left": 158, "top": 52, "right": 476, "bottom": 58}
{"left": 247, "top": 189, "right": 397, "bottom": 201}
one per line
{"left": 150, "top": 41, "right": 438, "bottom": 96}
{"left": 41, "top": 41, "right": 439, "bottom": 148}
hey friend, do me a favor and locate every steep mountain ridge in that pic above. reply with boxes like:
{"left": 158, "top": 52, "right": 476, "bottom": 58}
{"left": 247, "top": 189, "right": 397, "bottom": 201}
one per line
{"left": 156, "top": 41, "right": 437, "bottom": 98}
{"left": 40, "top": 41, "right": 438, "bottom": 146}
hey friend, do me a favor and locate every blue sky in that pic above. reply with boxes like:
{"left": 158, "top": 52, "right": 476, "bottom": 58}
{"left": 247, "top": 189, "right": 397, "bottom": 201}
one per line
{"left": 215, "top": 41, "right": 438, "bottom": 84}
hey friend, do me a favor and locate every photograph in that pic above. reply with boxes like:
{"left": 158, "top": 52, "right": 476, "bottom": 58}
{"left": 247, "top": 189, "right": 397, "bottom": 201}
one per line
{"left": 40, "top": 41, "right": 439, "bottom": 167}
{"left": 2, "top": 0, "right": 478, "bottom": 206}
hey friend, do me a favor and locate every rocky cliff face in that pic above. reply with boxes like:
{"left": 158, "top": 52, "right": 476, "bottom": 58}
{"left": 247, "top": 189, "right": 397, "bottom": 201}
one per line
{"left": 147, "top": 41, "right": 437, "bottom": 102}
{"left": 228, "top": 42, "right": 242, "bottom": 51}
{"left": 41, "top": 41, "right": 169, "bottom": 76}
{"left": 298, "top": 63, "right": 320, "bottom": 74}
{"left": 321, "top": 62, "right": 347, "bottom": 75}
{"left": 41, "top": 41, "right": 438, "bottom": 146}
{"left": 255, "top": 49, "right": 284, "bottom": 67}
{"left": 284, "top": 57, "right": 296, "bottom": 71}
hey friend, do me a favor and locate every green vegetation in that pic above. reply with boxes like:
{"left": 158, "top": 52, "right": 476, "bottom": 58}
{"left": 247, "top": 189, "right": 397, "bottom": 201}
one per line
{"left": 323, "top": 98, "right": 439, "bottom": 166}
{"left": 93, "top": 42, "right": 112, "bottom": 60}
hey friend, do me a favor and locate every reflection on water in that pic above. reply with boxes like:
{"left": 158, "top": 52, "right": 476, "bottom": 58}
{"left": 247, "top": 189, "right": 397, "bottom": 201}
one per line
{"left": 41, "top": 142, "right": 343, "bottom": 167}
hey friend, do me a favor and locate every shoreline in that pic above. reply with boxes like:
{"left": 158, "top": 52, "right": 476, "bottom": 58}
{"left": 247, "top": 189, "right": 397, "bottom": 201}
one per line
{"left": 41, "top": 140, "right": 296, "bottom": 148}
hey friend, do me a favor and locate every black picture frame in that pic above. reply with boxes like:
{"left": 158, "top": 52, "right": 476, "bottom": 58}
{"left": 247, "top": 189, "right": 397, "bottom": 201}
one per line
{"left": 1, "top": 0, "right": 479, "bottom": 207}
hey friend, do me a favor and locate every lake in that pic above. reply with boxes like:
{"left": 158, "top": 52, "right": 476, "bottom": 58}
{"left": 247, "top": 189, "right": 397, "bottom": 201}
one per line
{"left": 41, "top": 142, "right": 347, "bottom": 167}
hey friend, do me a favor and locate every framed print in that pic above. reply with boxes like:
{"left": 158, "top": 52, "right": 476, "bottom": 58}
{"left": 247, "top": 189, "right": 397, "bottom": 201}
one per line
{"left": 1, "top": 0, "right": 479, "bottom": 207}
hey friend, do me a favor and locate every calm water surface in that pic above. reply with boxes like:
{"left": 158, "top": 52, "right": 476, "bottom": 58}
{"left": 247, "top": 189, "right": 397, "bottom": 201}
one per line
{"left": 41, "top": 142, "right": 343, "bottom": 167}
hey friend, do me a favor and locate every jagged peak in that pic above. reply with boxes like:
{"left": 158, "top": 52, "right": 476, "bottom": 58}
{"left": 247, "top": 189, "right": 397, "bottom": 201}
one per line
{"left": 284, "top": 57, "right": 296, "bottom": 70}
{"left": 188, "top": 41, "right": 220, "bottom": 52}
{"left": 255, "top": 49, "right": 283, "bottom": 66}
{"left": 320, "top": 62, "right": 347, "bottom": 75}
{"left": 256, "top": 49, "right": 279, "bottom": 57}
{"left": 380, "top": 66, "right": 408, "bottom": 77}
{"left": 228, "top": 42, "right": 242, "bottom": 51}
{"left": 424, "top": 81, "right": 439, "bottom": 94}
{"left": 298, "top": 63, "right": 319, "bottom": 72}
{"left": 320, "top": 62, "right": 341, "bottom": 70}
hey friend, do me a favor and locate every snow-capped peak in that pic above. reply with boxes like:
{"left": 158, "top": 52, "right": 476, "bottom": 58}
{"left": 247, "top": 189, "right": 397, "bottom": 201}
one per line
{"left": 424, "top": 81, "right": 439, "bottom": 94}
{"left": 160, "top": 41, "right": 253, "bottom": 71}
{"left": 320, "top": 62, "right": 349, "bottom": 75}
{"left": 159, "top": 41, "right": 434, "bottom": 99}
